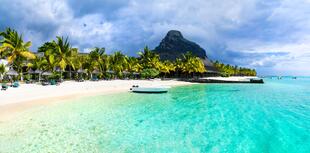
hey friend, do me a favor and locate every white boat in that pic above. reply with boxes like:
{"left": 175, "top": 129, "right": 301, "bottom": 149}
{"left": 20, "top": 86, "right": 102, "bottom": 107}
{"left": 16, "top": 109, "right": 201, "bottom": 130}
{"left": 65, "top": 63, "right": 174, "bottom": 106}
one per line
{"left": 130, "top": 85, "right": 170, "bottom": 93}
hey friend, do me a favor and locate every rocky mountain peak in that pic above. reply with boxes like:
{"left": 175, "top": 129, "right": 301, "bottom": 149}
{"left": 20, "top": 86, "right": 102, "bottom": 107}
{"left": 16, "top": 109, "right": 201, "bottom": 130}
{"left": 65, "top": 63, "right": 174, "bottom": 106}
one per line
{"left": 153, "top": 30, "right": 216, "bottom": 71}
{"left": 154, "top": 30, "right": 207, "bottom": 60}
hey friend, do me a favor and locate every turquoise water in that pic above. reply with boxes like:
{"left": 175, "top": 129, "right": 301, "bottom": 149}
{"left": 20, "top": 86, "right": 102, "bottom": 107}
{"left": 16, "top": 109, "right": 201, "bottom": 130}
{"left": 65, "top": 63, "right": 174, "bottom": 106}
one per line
{"left": 1, "top": 78, "right": 310, "bottom": 153}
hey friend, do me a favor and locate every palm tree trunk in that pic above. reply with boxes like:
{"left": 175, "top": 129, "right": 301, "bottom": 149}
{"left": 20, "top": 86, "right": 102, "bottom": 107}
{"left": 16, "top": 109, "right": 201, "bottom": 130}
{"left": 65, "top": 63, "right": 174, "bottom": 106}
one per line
{"left": 69, "top": 67, "right": 72, "bottom": 79}
{"left": 39, "top": 73, "right": 41, "bottom": 82}
{"left": 20, "top": 73, "right": 23, "bottom": 82}
{"left": 60, "top": 70, "right": 63, "bottom": 81}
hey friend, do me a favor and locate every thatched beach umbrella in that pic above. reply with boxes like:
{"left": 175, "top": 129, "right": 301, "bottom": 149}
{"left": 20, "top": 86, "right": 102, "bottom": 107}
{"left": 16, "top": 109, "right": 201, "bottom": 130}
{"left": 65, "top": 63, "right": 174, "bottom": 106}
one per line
{"left": 92, "top": 69, "right": 100, "bottom": 74}
{"left": 33, "top": 69, "right": 43, "bottom": 82}
{"left": 42, "top": 71, "right": 53, "bottom": 76}
{"left": 122, "top": 71, "right": 130, "bottom": 75}
{"left": 6, "top": 69, "right": 18, "bottom": 76}
{"left": 27, "top": 69, "right": 35, "bottom": 74}
{"left": 106, "top": 70, "right": 115, "bottom": 74}
{"left": 55, "top": 67, "right": 62, "bottom": 72}
{"left": 77, "top": 68, "right": 86, "bottom": 73}
{"left": 34, "top": 69, "right": 42, "bottom": 74}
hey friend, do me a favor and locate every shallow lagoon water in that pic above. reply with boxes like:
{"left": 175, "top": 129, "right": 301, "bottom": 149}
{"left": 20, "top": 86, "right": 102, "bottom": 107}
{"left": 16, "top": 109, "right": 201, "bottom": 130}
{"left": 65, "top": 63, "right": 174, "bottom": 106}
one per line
{"left": 1, "top": 78, "right": 310, "bottom": 152}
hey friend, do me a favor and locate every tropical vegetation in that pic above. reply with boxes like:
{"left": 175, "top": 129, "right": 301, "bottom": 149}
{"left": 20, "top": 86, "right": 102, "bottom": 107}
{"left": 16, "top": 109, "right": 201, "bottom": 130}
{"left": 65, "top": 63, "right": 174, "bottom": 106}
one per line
{"left": 213, "top": 60, "right": 256, "bottom": 76}
{"left": 0, "top": 28, "right": 256, "bottom": 82}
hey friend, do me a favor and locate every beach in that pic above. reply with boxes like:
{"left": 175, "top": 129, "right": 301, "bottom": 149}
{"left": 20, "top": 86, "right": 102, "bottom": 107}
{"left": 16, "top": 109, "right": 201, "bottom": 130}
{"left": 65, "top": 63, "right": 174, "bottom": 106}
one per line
{"left": 0, "top": 79, "right": 193, "bottom": 121}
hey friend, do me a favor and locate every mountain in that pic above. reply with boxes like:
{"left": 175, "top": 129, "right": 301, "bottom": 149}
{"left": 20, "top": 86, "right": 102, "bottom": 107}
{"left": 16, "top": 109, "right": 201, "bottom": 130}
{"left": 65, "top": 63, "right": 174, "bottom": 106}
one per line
{"left": 153, "top": 30, "right": 217, "bottom": 71}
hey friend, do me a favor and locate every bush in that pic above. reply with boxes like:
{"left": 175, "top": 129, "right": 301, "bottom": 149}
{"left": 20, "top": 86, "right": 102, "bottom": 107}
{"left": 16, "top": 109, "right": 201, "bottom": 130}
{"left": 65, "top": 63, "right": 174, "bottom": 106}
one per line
{"left": 48, "top": 73, "right": 61, "bottom": 80}
{"left": 24, "top": 74, "right": 31, "bottom": 81}
{"left": 141, "top": 68, "right": 159, "bottom": 79}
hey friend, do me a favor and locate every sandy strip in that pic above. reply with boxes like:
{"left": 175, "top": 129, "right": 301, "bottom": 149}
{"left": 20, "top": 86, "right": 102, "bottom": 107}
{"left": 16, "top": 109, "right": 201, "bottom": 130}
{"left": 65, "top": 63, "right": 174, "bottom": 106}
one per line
{"left": 202, "top": 76, "right": 259, "bottom": 81}
{"left": 0, "top": 80, "right": 194, "bottom": 121}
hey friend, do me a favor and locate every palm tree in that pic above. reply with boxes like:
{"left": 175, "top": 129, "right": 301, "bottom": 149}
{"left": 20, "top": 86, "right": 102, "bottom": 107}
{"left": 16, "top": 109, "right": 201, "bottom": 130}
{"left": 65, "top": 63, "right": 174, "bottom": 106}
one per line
{"left": 110, "top": 51, "right": 128, "bottom": 77}
{"left": 0, "top": 28, "right": 35, "bottom": 62}
{"left": 38, "top": 42, "right": 59, "bottom": 72}
{"left": 127, "top": 56, "right": 142, "bottom": 73}
{"left": 0, "top": 28, "right": 36, "bottom": 80}
{"left": 39, "top": 36, "right": 73, "bottom": 79}
{"left": 28, "top": 57, "right": 48, "bottom": 81}
{"left": 88, "top": 47, "right": 106, "bottom": 72}
{"left": 160, "top": 60, "right": 175, "bottom": 78}
{"left": 138, "top": 46, "right": 161, "bottom": 70}
{"left": 179, "top": 52, "right": 206, "bottom": 77}
{"left": 53, "top": 36, "right": 73, "bottom": 78}
{"left": 0, "top": 64, "right": 7, "bottom": 81}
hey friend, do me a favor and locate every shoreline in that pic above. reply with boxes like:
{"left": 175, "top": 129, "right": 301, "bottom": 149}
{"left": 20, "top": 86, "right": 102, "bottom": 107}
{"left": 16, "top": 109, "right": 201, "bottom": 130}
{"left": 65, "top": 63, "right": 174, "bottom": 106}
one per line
{"left": 0, "top": 80, "right": 194, "bottom": 121}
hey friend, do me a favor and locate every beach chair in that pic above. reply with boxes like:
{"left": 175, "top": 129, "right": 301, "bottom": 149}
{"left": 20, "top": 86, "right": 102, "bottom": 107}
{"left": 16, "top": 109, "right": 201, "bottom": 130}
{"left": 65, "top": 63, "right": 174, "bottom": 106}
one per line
{"left": 12, "top": 82, "right": 20, "bottom": 88}
{"left": 42, "top": 81, "right": 50, "bottom": 86}
{"left": 1, "top": 83, "right": 8, "bottom": 91}
{"left": 91, "top": 76, "right": 99, "bottom": 81}
{"left": 50, "top": 80, "right": 56, "bottom": 85}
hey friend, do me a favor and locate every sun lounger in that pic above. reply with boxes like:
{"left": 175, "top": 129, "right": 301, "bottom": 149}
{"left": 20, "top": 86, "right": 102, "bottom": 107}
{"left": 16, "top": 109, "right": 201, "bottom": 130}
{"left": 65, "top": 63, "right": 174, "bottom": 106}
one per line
{"left": 12, "top": 82, "right": 20, "bottom": 88}
{"left": 1, "top": 83, "right": 8, "bottom": 91}
{"left": 42, "top": 81, "right": 49, "bottom": 86}
{"left": 91, "top": 77, "right": 99, "bottom": 81}
{"left": 50, "top": 80, "right": 56, "bottom": 85}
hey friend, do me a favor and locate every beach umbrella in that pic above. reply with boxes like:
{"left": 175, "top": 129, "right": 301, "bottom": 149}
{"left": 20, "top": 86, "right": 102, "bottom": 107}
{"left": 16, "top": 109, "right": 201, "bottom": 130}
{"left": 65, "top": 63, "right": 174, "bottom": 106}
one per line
{"left": 55, "top": 67, "right": 62, "bottom": 72}
{"left": 6, "top": 69, "right": 18, "bottom": 76}
{"left": 92, "top": 69, "right": 100, "bottom": 74}
{"left": 122, "top": 71, "right": 130, "bottom": 75}
{"left": 33, "top": 69, "right": 43, "bottom": 82}
{"left": 42, "top": 71, "right": 53, "bottom": 76}
{"left": 27, "top": 69, "right": 35, "bottom": 74}
{"left": 34, "top": 69, "right": 42, "bottom": 74}
{"left": 106, "top": 70, "right": 115, "bottom": 74}
{"left": 77, "top": 68, "right": 86, "bottom": 73}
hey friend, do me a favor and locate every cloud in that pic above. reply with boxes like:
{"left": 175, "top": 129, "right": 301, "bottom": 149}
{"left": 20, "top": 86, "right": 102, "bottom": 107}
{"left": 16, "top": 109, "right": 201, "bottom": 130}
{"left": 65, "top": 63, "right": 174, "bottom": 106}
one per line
{"left": 1, "top": 0, "right": 310, "bottom": 75}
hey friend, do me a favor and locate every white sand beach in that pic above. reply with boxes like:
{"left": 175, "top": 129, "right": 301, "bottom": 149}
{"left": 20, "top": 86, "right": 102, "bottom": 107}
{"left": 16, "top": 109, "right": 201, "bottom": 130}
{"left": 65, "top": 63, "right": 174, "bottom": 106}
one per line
{"left": 202, "top": 76, "right": 259, "bottom": 82}
{"left": 0, "top": 80, "right": 194, "bottom": 106}
{"left": 0, "top": 80, "right": 193, "bottom": 121}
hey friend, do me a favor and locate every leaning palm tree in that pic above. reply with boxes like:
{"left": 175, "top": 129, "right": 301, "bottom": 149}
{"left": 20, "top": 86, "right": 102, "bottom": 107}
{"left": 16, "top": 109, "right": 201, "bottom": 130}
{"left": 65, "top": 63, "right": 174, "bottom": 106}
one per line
{"left": 0, "top": 28, "right": 35, "bottom": 63}
{"left": 0, "top": 28, "right": 36, "bottom": 80}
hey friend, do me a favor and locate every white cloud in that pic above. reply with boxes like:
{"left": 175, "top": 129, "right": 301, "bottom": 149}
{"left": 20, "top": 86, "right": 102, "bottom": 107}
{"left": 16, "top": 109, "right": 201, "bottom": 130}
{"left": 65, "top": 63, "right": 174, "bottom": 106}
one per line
{"left": 1, "top": 0, "right": 310, "bottom": 75}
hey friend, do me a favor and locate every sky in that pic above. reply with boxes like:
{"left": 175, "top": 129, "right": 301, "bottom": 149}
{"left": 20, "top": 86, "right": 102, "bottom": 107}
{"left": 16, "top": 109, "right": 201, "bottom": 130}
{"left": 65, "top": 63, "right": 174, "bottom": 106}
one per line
{"left": 1, "top": 0, "right": 310, "bottom": 76}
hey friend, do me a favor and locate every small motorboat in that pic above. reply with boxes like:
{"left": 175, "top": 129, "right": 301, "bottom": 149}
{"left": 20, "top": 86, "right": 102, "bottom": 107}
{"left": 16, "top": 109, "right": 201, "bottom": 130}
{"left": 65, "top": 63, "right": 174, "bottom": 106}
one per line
{"left": 130, "top": 85, "right": 170, "bottom": 93}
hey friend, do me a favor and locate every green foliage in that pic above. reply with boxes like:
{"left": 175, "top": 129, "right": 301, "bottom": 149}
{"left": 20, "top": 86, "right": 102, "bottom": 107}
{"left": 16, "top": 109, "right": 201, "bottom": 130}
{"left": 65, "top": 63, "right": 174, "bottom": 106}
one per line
{"left": 48, "top": 73, "right": 61, "bottom": 80}
{"left": 138, "top": 46, "right": 161, "bottom": 70}
{"left": 213, "top": 60, "right": 256, "bottom": 76}
{"left": 175, "top": 52, "right": 206, "bottom": 75}
{"left": 110, "top": 51, "right": 128, "bottom": 77}
{"left": 0, "top": 28, "right": 36, "bottom": 63}
{"left": 141, "top": 68, "right": 160, "bottom": 79}
{"left": 0, "top": 64, "right": 6, "bottom": 81}
{"left": 1, "top": 28, "right": 258, "bottom": 80}
{"left": 24, "top": 74, "right": 31, "bottom": 81}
